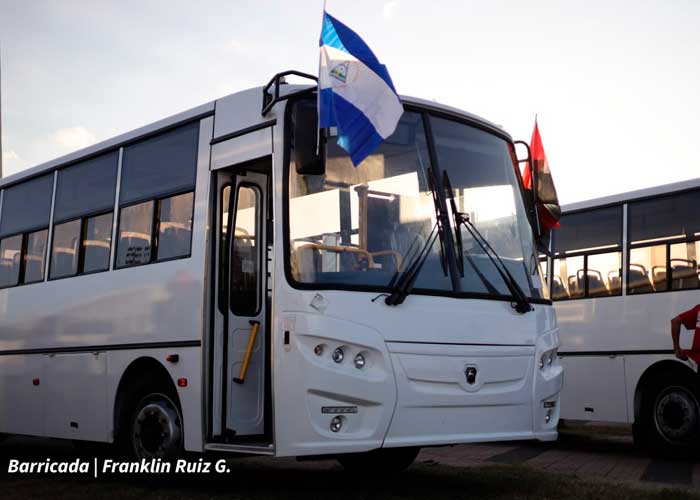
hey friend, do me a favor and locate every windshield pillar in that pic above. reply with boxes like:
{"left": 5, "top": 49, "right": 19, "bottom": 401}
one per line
{"left": 421, "top": 113, "right": 463, "bottom": 293}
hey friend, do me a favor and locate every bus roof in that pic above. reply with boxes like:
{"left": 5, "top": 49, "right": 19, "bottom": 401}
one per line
{"left": 562, "top": 176, "right": 700, "bottom": 213}
{"left": 0, "top": 84, "right": 509, "bottom": 190}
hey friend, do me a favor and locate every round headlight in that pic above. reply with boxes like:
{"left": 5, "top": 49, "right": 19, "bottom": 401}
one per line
{"left": 314, "top": 345, "right": 324, "bottom": 356}
{"left": 330, "top": 416, "right": 343, "bottom": 432}
{"left": 332, "top": 347, "right": 344, "bottom": 364}
{"left": 547, "top": 354, "right": 554, "bottom": 365}
{"left": 353, "top": 353, "right": 366, "bottom": 369}
{"left": 539, "top": 358, "right": 545, "bottom": 370}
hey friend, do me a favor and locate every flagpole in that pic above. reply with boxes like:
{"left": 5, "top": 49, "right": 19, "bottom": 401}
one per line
{"left": 316, "top": 0, "right": 327, "bottom": 155}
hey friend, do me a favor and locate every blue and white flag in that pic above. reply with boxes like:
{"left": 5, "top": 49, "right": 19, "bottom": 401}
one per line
{"left": 319, "top": 11, "right": 403, "bottom": 166}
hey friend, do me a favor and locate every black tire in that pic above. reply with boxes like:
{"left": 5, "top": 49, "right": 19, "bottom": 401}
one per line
{"left": 117, "top": 378, "right": 184, "bottom": 460}
{"left": 639, "top": 371, "right": 700, "bottom": 458}
{"left": 337, "top": 447, "right": 419, "bottom": 475}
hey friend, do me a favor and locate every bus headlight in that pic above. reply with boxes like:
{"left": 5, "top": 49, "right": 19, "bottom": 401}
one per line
{"left": 540, "top": 348, "right": 558, "bottom": 371}
{"left": 332, "top": 347, "right": 344, "bottom": 364}
{"left": 353, "top": 353, "right": 365, "bottom": 369}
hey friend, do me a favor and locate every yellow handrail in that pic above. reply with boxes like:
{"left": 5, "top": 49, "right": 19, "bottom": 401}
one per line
{"left": 233, "top": 320, "right": 260, "bottom": 384}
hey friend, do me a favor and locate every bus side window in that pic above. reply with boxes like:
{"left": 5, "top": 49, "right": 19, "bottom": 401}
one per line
{"left": 551, "top": 207, "right": 622, "bottom": 300}
{"left": 115, "top": 122, "right": 198, "bottom": 269}
{"left": 0, "top": 174, "right": 54, "bottom": 286}
{"left": 50, "top": 151, "right": 118, "bottom": 279}
{"left": 628, "top": 190, "right": 700, "bottom": 294}
{"left": 0, "top": 235, "right": 22, "bottom": 288}
{"left": 23, "top": 229, "right": 48, "bottom": 284}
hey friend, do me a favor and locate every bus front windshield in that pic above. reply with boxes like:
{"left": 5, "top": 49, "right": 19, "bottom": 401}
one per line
{"left": 287, "top": 105, "right": 546, "bottom": 300}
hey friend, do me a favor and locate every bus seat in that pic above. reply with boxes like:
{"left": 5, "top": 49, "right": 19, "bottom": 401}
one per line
{"left": 628, "top": 264, "right": 653, "bottom": 294}
{"left": 551, "top": 275, "right": 568, "bottom": 300}
{"left": 55, "top": 251, "right": 78, "bottom": 275}
{"left": 159, "top": 226, "right": 191, "bottom": 258}
{"left": 671, "top": 259, "right": 699, "bottom": 290}
{"left": 0, "top": 262, "right": 14, "bottom": 284}
{"left": 24, "top": 257, "right": 43, "bottom": 282}
{"left": 84, "top": 245, "right": 110, "bottom": 269}
{"left": 607, "top": 270, "right": 621, "bottom": 294}
{"left": 586, "top": 269, "right": 609, "bottom": 297}
{"left": 568, "top": 273, "right": 584, "bottom": 298}
{"left": 651, "top": 265, "right": 667, "bottom": 291}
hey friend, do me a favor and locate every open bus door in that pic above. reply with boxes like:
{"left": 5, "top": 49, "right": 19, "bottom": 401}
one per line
{"left": 210, "top": 122, "right": 273, "bottom": 445}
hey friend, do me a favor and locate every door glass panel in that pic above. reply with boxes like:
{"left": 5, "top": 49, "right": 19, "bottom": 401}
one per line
{"left": 670, "top": 241, "right": 700, "bottom": 290}
{"left": 51, "top": 219, "right": 81, "bottom": 279}
{"left": 116, "top": 201, "right": 154, "bottom": 268}
{"left": 628, "top": 245, "right": 667, "bottom": 293}
{"left": 83, "top": 213, "right": 113, "bottom": 273}
{"left": 24, "top": 229, "right": 48, "bottom": 283}
{"left": 230, "top": 186, "right": 259, "bottom": 316}
{"left": 157, "top": 192, "right": 194, "bottom": 260}
{"left": 219, "top": 185, "right": 231, "bottom": 309}
{"left": 0, "top": 235, "right": 22, "bottom": 287}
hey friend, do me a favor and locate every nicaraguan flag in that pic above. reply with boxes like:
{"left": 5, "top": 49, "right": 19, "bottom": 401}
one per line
{"left": 319, "top": 11, "right": 403, "bottom": 166}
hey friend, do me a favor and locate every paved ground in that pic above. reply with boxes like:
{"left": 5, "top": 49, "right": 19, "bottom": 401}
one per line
{"left": 418, "top": 427, "right": 699, "bottom": 489}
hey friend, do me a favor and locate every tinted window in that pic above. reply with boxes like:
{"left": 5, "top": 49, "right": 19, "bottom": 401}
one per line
{"left": 670, "top": 241, "right": 700, "bottom": 291}
{"left": 628, "top": 244, "right": 667, "bottom": 294}
{"left": 83, "top": 213, "right": 113, "bottom": 273}
{"left": 50, "top": 219, "right": 81, "bottom": 279}
{"left": 628, "top": 190, "right": 700, "bottom": 244}
{"left": 23, "top": 229, "right": 48, "bottom": 283}
{"left": 54, "top": 152, "right": 118, "bottom": 222}
{"left": 0, "top": 235, "right": 22, "bottom": 287}
{"left": 156, "top": 192, "right": 193, "bottom": 260}
{"left": 0, "top": 174, "right": 54, "bottom": 237}
{"left": 553, "top": 206, "right": 622, "bottom": 254}
{"left": 116, "top": 201, "right": 154, "bottom": 267}
{"left": 587, "top": 251, "right": 622, "bottom": 297}
{"left": 120, "top": 123, "right": 199, "bottom": 204}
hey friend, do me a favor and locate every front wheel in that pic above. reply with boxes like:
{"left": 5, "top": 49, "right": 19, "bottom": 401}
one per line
{"left": 337, "top": 447, "right": 420, "bottom": 475}
{"left": 119, "top": 389, "right": 184, "bottom": 460}
{"left": 641, "top": 372, "right": 700, "bottom": 457}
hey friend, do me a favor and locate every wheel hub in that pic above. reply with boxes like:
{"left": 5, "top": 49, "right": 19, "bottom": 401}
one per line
{"left": 132, "top": 396, "right": 182, "bottom": 459}
{"left": 654, "top": 386, "right": 699, "bottom": 443}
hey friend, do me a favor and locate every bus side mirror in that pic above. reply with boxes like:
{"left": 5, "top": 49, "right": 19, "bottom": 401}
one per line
{"left": 292, "top": 100, "right": 325, "bottom": 176}
{"left": 513, "top": 140, "right": 541, "bottom": 237}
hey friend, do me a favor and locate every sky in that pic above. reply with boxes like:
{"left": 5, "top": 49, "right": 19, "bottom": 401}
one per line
{"left": 0, "top": 0, "right": 698, "bottom": 205}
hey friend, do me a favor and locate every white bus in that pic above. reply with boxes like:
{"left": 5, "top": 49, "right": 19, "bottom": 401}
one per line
{"left": 551, "top": 178, "right": 700, "bottom": 455}
{"left": 0, "top": 72, "right": 562, "bottom": 470}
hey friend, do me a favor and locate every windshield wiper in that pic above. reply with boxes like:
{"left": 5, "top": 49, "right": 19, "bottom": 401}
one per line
{"left": 384, "top": 169, "right": 448, "bottom": 306}
{"left": 443, "top": 171, "right": 533, "bottom": 314}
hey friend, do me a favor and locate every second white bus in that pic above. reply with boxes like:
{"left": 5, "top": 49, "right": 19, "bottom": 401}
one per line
{"left": 550, "top": 178, "right": 700, "bottom": 455}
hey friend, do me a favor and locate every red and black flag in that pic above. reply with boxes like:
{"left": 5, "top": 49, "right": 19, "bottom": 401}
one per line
{"left": 523, "top": 119, "right": 561, "bottom": 233}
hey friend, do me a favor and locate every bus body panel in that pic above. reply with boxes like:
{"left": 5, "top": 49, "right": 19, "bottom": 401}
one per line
{"left": 557, "top": 292, "right": 700, "bottom": 354}
{"left": 384, "top": 342, "right": 536, "bottom": 447}
{"left": 0, "top": 354, "right": 45, "bottom": 436}
{"left": 559, "top": 355, "right": 628, "bottom": 422}
{"left": 270, "top": 285, "right": 561, "bottom": 455}
{"left": 213, "top": 88, "right": 273, "bottom": 142}
{"left": 557, "top": 289, "right": 700, "bottom": 423}
{"left": 272, "top": 310, "right": 398, "bottom": 457}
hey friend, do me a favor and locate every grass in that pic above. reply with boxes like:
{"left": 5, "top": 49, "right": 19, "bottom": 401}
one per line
{"left": 1, "top": 456, "right": 698, "bottom": 500}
